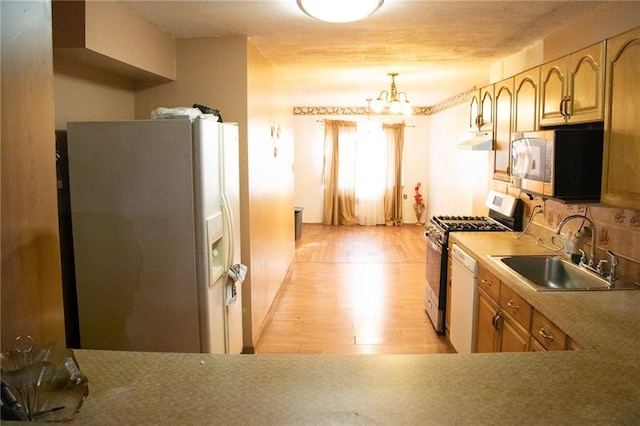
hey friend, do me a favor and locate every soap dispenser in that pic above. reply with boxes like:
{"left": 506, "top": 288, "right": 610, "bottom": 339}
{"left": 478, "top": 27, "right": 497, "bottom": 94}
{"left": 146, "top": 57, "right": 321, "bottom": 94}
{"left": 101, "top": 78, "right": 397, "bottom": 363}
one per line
{"left": 563, "top": 230, "right": 574, "bottom": 256}
{"left": 570, "top": 231, "right": 582, "bottom": 264}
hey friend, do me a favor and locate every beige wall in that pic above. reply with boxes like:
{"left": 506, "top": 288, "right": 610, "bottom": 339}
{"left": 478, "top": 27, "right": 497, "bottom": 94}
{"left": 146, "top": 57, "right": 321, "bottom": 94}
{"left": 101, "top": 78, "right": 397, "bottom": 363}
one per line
{"left": 136, "top": 36, "right": 248, "bottom": 123}
{"left": 54, "top": 58, "right": 136, "bottom": 128}
{"left": 492, "top": 2, "right": 640, "bottom": 81}
{"left": 136, "top": 36, "right": 295, "bottom": 351}
{"left": 52, "top": 0, "right": 176, "bottom": 82}
{"left": 245, "top": 41, "right": 295, "bottom": 348}
{"left": 1, "top": 1, "right": 65, "bottom": 349}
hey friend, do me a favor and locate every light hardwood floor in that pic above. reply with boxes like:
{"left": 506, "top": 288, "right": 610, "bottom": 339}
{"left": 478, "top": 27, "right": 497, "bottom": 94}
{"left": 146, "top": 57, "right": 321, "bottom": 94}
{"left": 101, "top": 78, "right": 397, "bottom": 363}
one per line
{"left": 256, "top": 224, "right": 452, "bottom": 355}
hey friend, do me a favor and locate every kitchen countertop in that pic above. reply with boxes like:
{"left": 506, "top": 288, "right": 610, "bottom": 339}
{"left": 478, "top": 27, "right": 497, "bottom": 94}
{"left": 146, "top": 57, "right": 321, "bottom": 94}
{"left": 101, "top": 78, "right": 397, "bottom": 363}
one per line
{"left": 450, "top": 231, "right": 640, "bottom": 358}
{"left": 30, "top": 232, "right": 640, "bottom": 425}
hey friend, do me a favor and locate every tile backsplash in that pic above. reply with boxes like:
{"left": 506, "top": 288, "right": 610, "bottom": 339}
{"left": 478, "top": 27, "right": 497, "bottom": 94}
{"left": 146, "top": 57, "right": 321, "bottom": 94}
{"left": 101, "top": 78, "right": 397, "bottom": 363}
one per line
{"left": 521, "top": 196, "right": 640, "bottom": 281}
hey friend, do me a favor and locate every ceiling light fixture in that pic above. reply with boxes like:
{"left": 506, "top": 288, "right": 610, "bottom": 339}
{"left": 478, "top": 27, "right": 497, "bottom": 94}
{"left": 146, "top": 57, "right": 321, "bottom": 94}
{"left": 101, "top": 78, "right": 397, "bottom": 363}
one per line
{"left": 297, "top": 0, "right": 384, "bottom": 23}
{"left": 370, "top": 73, "right": 413, "bottom": 115}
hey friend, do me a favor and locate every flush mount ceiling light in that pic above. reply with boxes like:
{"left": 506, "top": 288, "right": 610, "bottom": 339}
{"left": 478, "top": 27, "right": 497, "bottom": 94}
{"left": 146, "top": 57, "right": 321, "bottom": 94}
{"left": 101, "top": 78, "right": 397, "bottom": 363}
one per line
{"left": 370, "top": 73, "right": 413, "bottom": 115}
{"left": 297, "top": 0, "right": 384, "bottom": 23}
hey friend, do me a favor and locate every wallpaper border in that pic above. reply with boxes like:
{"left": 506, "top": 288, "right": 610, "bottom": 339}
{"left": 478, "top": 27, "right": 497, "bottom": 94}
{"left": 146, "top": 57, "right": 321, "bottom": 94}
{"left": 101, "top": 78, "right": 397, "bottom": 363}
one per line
{"left": 293, "top": 87, "right": 476, "bottom": 116}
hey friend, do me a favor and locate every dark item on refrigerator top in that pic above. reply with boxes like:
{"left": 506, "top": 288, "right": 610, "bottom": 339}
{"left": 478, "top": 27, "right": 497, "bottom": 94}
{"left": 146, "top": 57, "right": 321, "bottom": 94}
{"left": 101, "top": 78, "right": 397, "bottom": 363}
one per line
{"left": 193, "top": 103, "right": 223, "bottom": 122}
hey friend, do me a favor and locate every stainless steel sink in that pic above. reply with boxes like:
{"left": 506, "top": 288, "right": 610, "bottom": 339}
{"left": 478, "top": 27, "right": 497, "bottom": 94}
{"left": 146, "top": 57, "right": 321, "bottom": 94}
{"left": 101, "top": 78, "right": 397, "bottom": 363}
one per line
{"left": 491, "top": 255, "right": 640, "bottom": 291}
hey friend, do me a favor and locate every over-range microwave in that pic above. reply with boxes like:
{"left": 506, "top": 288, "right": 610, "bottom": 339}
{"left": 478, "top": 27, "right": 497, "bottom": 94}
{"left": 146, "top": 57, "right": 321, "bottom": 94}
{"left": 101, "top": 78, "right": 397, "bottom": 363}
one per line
{"left": 510, "top": 128, "right": 604, "bottom": 202}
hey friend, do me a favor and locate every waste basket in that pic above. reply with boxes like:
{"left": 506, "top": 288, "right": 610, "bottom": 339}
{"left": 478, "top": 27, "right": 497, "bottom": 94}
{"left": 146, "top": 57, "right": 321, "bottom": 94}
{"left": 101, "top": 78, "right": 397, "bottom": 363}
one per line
{"left": 294, "top": 207, "right": 304, "bottom": 240}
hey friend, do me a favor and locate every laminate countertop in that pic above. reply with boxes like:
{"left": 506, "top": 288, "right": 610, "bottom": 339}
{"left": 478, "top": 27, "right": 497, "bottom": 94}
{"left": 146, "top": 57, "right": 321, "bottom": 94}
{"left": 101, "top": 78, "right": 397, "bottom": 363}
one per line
{"left": 45, "top": 233, "right": 640, "bottom": 425}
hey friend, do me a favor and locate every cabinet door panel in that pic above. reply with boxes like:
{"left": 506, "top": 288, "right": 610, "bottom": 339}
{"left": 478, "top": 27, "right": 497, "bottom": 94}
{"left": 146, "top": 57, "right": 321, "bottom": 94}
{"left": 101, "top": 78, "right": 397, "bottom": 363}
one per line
{"left": 469, "top": 92, "right": 480, "bottom": 131}
{"left": 602, "top": 28, "right": 640, "bottom": 210}
{"left": 493, "top": 78, "right": 513, "bottom": 182}
{"left": 475, "top": 290, "right": 499, "bottom": 353}
{"left": 480, "top": 86, "right": 494, "bottom": 131}
{"left": 500, "top": 314, "right": 529, "bottom": 352}
{"left": 540, "top": 58, "right": 568, "bottom": 126}
{"left": 514, "top": 69, "right": 539, "bottom": 132}
{"left": 569, "top": 42, "right": 604, "bottom": 123}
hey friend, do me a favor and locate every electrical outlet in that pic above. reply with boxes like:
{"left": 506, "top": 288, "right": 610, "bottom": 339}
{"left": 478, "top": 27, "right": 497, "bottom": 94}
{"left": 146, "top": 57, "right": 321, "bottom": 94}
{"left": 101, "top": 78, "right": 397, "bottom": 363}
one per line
{"left": 403, "top": 194, "right": 407, "bottom": 200}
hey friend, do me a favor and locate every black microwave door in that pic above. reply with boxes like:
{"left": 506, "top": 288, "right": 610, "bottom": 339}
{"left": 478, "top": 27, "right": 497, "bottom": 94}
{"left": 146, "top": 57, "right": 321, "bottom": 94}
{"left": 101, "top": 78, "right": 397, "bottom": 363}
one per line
{"left": 553, "top": 130, "right": 603, "bottom": 201}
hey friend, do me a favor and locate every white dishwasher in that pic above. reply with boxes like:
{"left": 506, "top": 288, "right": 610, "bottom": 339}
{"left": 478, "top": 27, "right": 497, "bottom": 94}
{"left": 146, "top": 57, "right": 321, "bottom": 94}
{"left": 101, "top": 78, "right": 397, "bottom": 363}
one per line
{"left": 449, "top": 244, "right": 478, "bottom": 354}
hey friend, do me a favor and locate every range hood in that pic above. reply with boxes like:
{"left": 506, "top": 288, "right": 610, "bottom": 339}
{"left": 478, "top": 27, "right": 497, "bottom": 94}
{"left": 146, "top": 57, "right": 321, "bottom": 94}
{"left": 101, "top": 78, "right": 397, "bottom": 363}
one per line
{"left": 457, "top": 131, "right": 493, "bottom": 151}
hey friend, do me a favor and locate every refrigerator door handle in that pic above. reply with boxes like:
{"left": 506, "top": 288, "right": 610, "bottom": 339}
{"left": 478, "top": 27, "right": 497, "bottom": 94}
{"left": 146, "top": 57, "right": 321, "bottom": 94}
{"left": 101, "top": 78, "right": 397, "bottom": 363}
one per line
{"left": 221, "top": 191, "right": 234, "bottom": 272}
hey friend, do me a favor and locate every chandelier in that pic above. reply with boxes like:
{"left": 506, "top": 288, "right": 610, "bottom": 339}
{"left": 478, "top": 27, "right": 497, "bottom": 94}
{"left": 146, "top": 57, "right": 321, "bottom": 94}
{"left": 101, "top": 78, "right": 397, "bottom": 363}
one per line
{"left": 370, "top": 73, "right": 413, "bottom": 115}
{"left": 297, "top": 0, "right": 384, "bottom": 23}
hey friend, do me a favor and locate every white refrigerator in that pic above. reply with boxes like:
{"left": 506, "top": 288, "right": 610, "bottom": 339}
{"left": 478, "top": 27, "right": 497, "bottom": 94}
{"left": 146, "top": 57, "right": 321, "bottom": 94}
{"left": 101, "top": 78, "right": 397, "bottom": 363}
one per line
{"left": 67, "top": 118, "right": 243, "bottom": 354}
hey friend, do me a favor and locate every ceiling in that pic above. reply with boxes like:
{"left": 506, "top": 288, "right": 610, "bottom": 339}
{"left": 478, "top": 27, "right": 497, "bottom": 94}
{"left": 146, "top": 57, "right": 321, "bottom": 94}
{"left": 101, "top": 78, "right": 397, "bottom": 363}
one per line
{"left": 119, "top": 0, "right": 606, "bottom": 107}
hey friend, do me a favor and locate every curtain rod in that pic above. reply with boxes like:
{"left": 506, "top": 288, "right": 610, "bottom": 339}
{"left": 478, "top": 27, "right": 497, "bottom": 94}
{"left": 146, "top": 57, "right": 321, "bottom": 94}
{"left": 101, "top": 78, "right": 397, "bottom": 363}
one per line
{"left": 315, "top": 119, "right": 415, "bottom": 128}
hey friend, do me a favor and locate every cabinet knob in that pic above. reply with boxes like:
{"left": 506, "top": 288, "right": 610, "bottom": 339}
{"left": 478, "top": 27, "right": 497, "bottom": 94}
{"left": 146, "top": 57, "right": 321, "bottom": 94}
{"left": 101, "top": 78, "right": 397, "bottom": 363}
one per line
{"left": 507, "top": 300, "right": 519, "bottom": 310}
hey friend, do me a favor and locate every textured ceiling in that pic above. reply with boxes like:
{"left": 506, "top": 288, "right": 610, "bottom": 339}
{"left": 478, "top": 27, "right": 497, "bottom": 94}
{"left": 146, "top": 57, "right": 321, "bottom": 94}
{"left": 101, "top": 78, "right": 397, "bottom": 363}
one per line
{"left": 120, "top": 0, "right": 606, "bottom": 106}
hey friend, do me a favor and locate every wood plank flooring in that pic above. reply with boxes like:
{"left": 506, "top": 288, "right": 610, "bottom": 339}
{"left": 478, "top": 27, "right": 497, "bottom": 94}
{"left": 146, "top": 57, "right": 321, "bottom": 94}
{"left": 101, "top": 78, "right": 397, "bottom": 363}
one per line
{"left": 256, "top": 224, "right": 452, "bottom": 355}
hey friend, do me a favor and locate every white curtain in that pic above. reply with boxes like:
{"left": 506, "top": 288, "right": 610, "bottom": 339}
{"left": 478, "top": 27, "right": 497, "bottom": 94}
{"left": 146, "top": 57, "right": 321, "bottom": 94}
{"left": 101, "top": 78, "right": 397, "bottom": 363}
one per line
{"left": 355, "top": 121, "right": 387, "bottom": 225}
{"left": 323, "top": 119, "right": 404, "bottom": 226}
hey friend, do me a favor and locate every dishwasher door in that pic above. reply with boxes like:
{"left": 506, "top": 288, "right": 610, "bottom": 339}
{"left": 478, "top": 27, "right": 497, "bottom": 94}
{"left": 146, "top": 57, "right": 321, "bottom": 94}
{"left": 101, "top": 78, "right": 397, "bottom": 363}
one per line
{"left": 449, "top": 244, "right": 478, "bottom": 354}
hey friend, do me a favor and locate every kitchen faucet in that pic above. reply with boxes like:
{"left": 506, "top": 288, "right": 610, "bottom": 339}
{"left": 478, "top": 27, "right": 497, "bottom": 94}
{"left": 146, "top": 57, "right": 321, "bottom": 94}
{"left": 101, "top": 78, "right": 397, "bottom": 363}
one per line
{"left": 556, "top": 214, "right": 596, "bottom": 267}
{"left": 555, "top": 215, "right": 619, "bottom": 283}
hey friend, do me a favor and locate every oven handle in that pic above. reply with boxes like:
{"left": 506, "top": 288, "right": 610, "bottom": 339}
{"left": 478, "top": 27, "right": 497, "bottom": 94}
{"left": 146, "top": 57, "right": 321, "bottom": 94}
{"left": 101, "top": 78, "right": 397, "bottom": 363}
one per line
{"left": 426, "top": 235, "right": 443, "bottom": 253}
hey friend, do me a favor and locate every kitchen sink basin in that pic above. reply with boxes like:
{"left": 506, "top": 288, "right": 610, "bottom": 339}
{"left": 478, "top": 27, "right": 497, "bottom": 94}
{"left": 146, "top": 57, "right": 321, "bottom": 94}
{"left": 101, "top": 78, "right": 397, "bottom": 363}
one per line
{"left": 490, "top": 255, "right": 640, "bottom": 291}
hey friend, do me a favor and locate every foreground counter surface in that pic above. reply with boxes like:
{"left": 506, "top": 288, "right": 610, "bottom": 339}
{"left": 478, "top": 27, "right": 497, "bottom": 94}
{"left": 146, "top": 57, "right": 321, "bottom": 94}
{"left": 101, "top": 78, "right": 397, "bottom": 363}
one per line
{"left": 32, "top": 232, "right": 640, "bottom": 425}
{"left": 66, "top": 349, "right": 638, "bottom": 425}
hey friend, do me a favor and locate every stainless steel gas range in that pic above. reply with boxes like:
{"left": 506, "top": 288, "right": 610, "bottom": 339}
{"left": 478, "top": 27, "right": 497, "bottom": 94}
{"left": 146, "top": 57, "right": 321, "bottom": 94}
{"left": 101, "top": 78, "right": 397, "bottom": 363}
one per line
{"left": 423, "top": 191, "right": 523, "bottom": 333}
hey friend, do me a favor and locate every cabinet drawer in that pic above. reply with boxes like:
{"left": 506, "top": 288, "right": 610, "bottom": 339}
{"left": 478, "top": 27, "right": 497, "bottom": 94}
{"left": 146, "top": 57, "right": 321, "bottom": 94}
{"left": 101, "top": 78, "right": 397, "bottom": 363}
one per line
{"left": 500, "top": 284, "right": 532, "bottom": 331}
{"left": 477, "top": 265, "right": 500, "bottom": 302}
{"left": 532, "top": 310, "right": 567, "bottom": 351}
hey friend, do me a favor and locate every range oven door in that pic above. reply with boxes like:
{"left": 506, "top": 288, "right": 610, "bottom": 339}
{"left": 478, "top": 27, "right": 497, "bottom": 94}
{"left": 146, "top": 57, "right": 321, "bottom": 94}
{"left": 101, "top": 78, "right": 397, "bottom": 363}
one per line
{"left": 424, "top": 231, "right": 445, "bottom": 333}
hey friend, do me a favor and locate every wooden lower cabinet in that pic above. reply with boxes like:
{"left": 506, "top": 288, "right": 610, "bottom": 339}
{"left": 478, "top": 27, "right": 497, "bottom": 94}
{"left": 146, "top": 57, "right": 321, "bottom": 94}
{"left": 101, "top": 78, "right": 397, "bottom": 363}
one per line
{"left": 500, "top": 282, "right": 532, "bottom": 330}
{"left": 478, "top": 265, "right": 501, "bottom": 301}
{"left": 499, "top": 313, "right": 529, "bottom": 352}
{"left": 529, "top": 336, "right": 546, "bottom": 351}
{"left": 473, "top": 265, "right": 578, "bottom": 354}
{"left": 476, "top": 289, "right": 500, "bottom": 353}
{"left": 568, "top": 338, "right": 583, "bottom": 351}
{"left": 446, "top": 254, "right": 453, "bottom": 335}
{"left": 531, "top": 309, "right": 568, "bottom": 351}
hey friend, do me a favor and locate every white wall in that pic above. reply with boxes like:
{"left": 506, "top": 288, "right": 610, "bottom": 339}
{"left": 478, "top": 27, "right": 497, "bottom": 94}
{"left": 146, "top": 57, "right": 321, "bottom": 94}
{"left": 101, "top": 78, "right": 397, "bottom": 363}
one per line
{"left": 293, "top": 114, "right": 429, "bottom": 224}
{"left": 425, "top": 102, "right": 490, "bottom": 219}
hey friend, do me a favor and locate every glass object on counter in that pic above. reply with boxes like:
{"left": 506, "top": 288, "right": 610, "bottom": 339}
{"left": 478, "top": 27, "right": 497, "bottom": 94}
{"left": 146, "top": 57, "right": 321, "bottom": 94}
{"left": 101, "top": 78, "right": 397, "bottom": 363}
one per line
{"left": 1, "top": 335, "right": 89, "bottom": 422}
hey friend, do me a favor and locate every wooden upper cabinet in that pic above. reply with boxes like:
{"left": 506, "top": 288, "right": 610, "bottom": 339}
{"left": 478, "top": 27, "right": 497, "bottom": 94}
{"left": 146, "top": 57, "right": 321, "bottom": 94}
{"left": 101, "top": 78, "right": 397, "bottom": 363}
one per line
{"left": 539, "top": 57, "right": 569, "bottom": 125}
{"left": 468, "top": 85, "right": 494, "bottom": 132}
{"left": 540, "top": 42, "right": 605, "bottom": 126}
{"left": 493, "top": 78, "right": 514, "bottom": 182}
{"left": 513, "top": 68, "right": 540, "bottom": 132}
{"left": 602, "top": 26, "right": 640, "bottom": 210}
{"left": 570, "top": 42, "right": 605, "bottom": 122}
